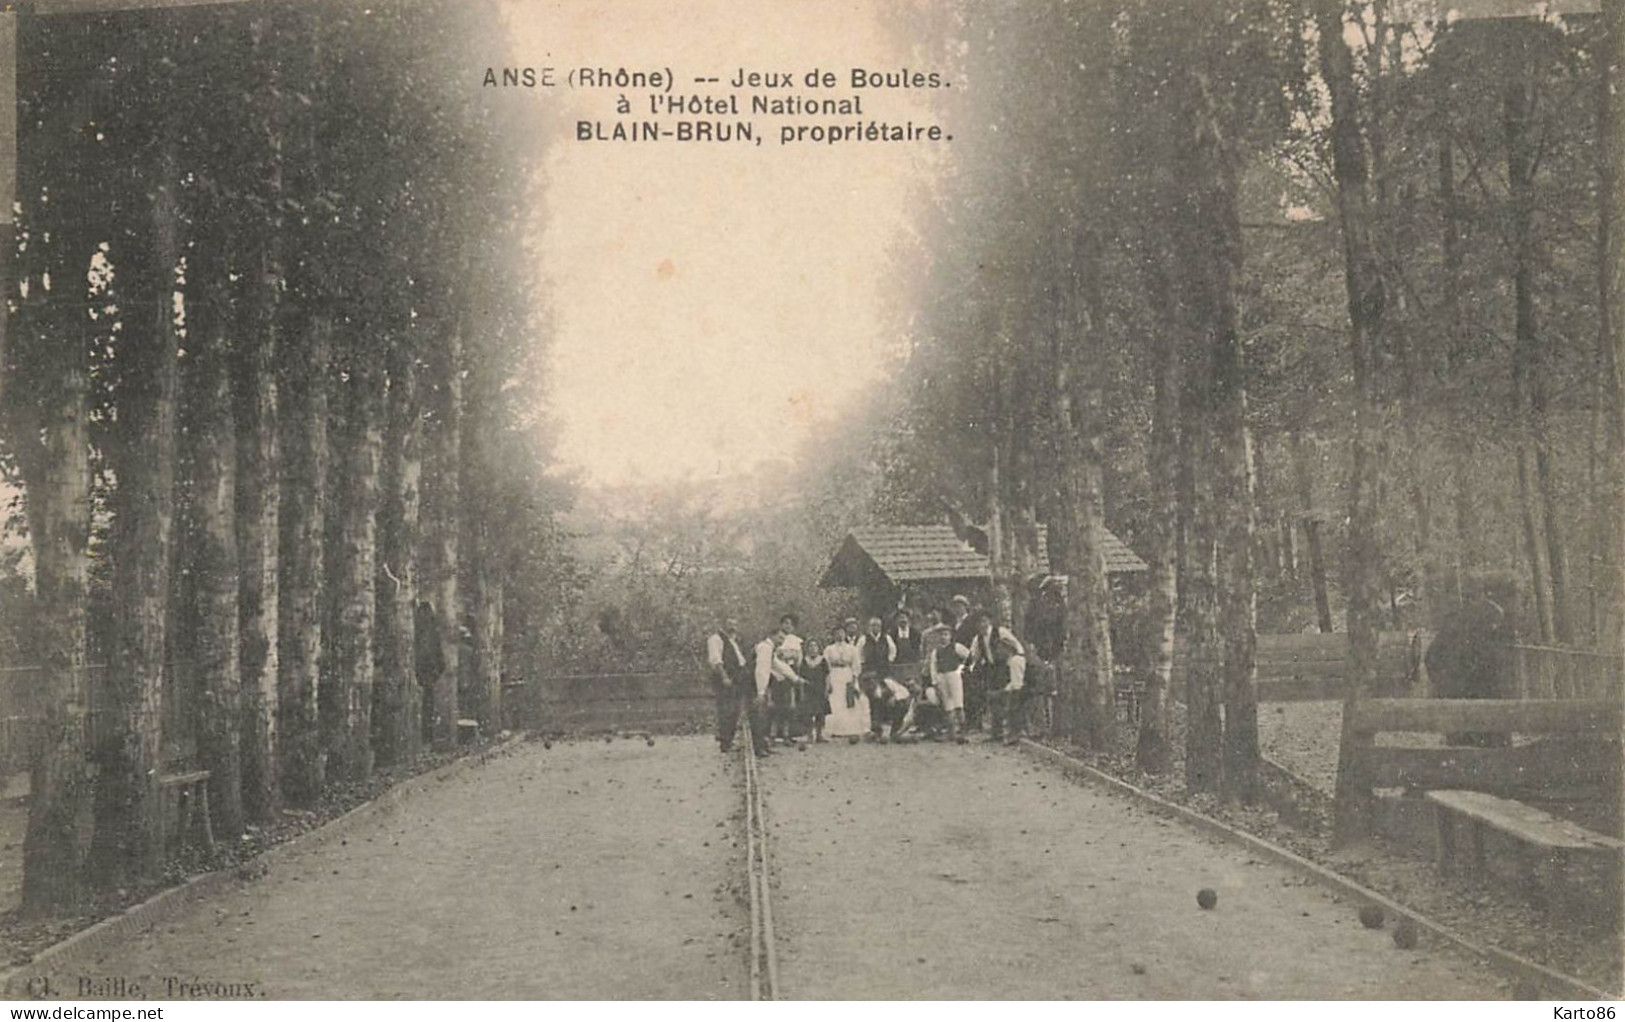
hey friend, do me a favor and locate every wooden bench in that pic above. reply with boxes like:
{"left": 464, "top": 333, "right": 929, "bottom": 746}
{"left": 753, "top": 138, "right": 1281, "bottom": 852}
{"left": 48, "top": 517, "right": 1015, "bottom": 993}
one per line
{"left": 1426, "top": 789, "right": 1623, "bottom": 901}
{"left": 1336, "top": 698, "right": 1622, "bottom": 901}
{"left": 158, "top": 769, "right": 214, "bottom": 854}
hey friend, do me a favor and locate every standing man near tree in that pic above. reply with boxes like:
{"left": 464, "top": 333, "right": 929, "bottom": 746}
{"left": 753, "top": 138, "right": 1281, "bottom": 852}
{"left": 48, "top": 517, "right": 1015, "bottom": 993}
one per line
{"left": 707, "top": 617, "right": 752, "bottom": 754}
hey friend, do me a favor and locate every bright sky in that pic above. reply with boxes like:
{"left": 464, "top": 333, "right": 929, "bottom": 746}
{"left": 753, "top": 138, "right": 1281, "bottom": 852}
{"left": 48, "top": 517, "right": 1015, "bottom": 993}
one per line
{"left": 500, "top": 0, "right": 941, "bottom": 488}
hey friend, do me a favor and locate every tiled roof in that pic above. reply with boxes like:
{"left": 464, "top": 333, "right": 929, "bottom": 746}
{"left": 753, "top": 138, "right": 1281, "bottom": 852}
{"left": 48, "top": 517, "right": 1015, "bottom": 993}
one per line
{"left": 843, "top": 524, "right": 1146, "bottom": 583}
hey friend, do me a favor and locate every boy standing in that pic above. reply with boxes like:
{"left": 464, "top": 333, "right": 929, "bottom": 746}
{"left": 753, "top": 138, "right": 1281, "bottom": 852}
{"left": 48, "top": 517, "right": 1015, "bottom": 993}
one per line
{"left": 925, "top": 621, "right": 971, "bottom": 744}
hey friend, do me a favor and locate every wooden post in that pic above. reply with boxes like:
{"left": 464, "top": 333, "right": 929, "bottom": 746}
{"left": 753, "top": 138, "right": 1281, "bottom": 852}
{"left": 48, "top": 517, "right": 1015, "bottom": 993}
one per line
{"left": 1436, "top": 807, "right": 1456, "bottom": 876}
{"left": 1333, "top": 717, "right": 1377, "bottom": 846}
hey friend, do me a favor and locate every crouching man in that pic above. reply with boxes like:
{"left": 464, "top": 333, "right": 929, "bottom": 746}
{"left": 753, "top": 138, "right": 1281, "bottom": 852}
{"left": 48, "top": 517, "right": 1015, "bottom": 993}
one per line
{"left": 869, "top": 676, "right": 917, "bottom": 742}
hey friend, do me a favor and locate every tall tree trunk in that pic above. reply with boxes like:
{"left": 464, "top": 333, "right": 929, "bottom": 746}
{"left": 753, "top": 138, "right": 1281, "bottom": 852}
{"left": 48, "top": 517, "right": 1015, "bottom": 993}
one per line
{"left": 1439, "top": 59, "right": 1475, "bottom": 606}
{"left": 1372, "top": 6, "right": 1440, "bottom": 628}
{"left": 422, "top": 323, "right": 462, "bottom": 748}
{"left": 1279, "top": 508, "right": 1297, "bottom": 582}
{"left": 1505, "top": 28, "right": 1559, "bottom": 644}
{"left": 1137, "top": 253, "right": 1180, "bottom": 775}
{"left": 189, "top": 240, "right": 245, "bottom": 843}
{"left": 236, "top": 301, "right": 280, "bottom": 823}
{"left": 92, "top": 143, "right": 178, "bottom": 886}
{"left": 1291, "top": 434, "right": 1334, "bottom": 633}
{"left": 278, "top": 314, "right": 329, "bottom": 805}
{"left": 1208, "top": 231, "right": 1259, "bottom": 805}
{"left": 1178, "top": 357, "right": 1224, "bottom": 794}
{"left": 1317, "top": 0, "right": 1389, "bottom": 846}
{"left": 18, "top": 312, "right": 93, "bottom": 915}
{"left": 986, "top": 427, "right": 1014, "bottom": 626}
{"left": 277, "top": 6, "right": 327, "bottom": 806}
{"left": 376, "top": 334, "right": 422, "bottom": 765}
{"left": 1598, "top": 0, "right": 1625, "bottom": 656}
{"left": 461, "top": 369, "right": 504, "bottom": 736}
{"left": 327, "top": 349, "right": 383, "bottom": 781}
{"left": 468, "top": 531, "right": 503, "bottom": 736}
{"left": 1049, "top": 229, "right": 1116, "bottom": 752}
{"left": 1253, "top": 437, "right": 1279, "bottom": 585}
{"left": 1173, "top": 67, "right": 1261, "bottom": 802}
{"left": 236, "top": 11, "right": 285, "bottom": 822}
{"left": 1392, "top": 296, "right": 1440, "bottom": 626}
{"left": 1007, "top": 366, "right": 1042, "bottom": 638}
{"left": 12, "top": 61, "right": 95, "bottom": 909}
{"left": 1535, "top": 445, "right": 1571, "bottom": 643}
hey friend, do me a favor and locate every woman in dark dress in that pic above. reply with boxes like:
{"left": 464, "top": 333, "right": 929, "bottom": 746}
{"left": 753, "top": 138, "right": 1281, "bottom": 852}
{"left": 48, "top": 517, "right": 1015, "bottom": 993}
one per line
{"left": 801, "top": 637, "right": 832, "bottom": 743}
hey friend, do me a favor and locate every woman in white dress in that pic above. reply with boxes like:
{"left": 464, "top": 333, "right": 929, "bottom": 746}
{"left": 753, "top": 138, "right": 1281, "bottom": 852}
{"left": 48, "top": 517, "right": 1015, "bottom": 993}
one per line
{"left": 821, "top": 623, "right": 869, "bottom": 738}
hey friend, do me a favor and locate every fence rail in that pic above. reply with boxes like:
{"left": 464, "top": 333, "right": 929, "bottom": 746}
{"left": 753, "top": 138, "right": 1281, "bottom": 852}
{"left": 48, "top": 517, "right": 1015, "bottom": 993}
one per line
{"left": 1514, "top": 645, "right": 1623, "bottom": 702}
{"left": 1172, "top": 630, "right": 1421, "bottom": 701}
{"left": 0, "top": 660, "right": 203, "bottom": 778}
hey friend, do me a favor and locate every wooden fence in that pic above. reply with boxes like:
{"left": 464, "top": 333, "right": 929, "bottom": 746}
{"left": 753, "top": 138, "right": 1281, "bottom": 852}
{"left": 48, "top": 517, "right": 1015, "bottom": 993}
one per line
{"left": 1513, "top": 645, "right": 1623, "bottom": 702}
{"left": 1171, "top": 631, "right": 1421, "bottom": 702}
{"left": 518, "top": 670, "right": 714, "bottom": 733}
{"left": 0, "top": 661, "right": 201, "bottom": 782}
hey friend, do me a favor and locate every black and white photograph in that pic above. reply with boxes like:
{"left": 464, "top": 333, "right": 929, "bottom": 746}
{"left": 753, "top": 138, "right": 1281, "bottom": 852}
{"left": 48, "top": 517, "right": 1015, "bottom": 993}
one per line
{"left": 0, "top": 0, "right": 1619, "bottom": 1004}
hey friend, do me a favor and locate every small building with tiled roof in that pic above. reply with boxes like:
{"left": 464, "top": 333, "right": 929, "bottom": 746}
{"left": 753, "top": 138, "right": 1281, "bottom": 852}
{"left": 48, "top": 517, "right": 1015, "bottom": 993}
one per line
{"left": 819, "top": 523, "right": 1146, "bottom": 619}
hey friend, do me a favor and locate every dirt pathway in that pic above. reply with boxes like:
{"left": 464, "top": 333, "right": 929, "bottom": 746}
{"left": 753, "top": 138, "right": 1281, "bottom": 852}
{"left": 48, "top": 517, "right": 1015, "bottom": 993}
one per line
{"left": 761, "top": 739, "right": 1513, "bottom": 1000}
{"left": 39, "top": 737, "right": 748, "bottom": 1000}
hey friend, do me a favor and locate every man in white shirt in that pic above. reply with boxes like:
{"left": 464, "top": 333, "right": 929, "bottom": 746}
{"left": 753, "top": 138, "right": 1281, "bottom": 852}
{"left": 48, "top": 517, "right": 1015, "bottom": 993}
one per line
{"left": 706, "top": 617, "right": 751, "bottom": 753}
{"left": 776, "top": 613, "right": 804, "bottom": 668}
{"left": 869, "top": 675, "right": 917, "bottom": 741}
{"left": 988, "top": 627, "right": 1029, "bottom": 745}
{"left": 752, "top": 621, "right": 802, "bottom": 756}
{"left": 856, "top": 616, "right": 897, "bottom": 740}
{"left": 771, "top": 614, "right": 804, "bottom": 742}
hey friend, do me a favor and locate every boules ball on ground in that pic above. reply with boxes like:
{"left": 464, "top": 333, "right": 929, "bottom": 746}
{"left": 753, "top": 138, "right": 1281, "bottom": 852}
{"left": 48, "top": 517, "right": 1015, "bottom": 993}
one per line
{"left": 1196, "top": 888, "right": 1217, "bottom": 910}
{"left": 1358, "top": 905, "right": 1385, "bottom": 930}
{"left": 1392, "top": 919, "right": 1418, "bottom": 949}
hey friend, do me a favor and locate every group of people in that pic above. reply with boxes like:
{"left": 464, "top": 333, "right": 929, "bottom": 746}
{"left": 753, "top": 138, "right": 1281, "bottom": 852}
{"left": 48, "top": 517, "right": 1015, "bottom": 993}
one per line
{"left": 705, "top": 594, "right": 1043, "bottom": 757}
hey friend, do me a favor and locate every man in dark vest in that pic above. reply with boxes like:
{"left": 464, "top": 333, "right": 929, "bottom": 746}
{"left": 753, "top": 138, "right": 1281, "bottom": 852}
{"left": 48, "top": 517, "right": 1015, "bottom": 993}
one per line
{"left": 856, "top": 615, "right": 897, "bottom": 740}
{"left": 706, "top": 616, "right": 754, "bottom": 753}
{"left": 926, "top": 618, "right": 972, "bottom": 743}
{"left": 890, "top": 606, "right": 922, "bottom": 665}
